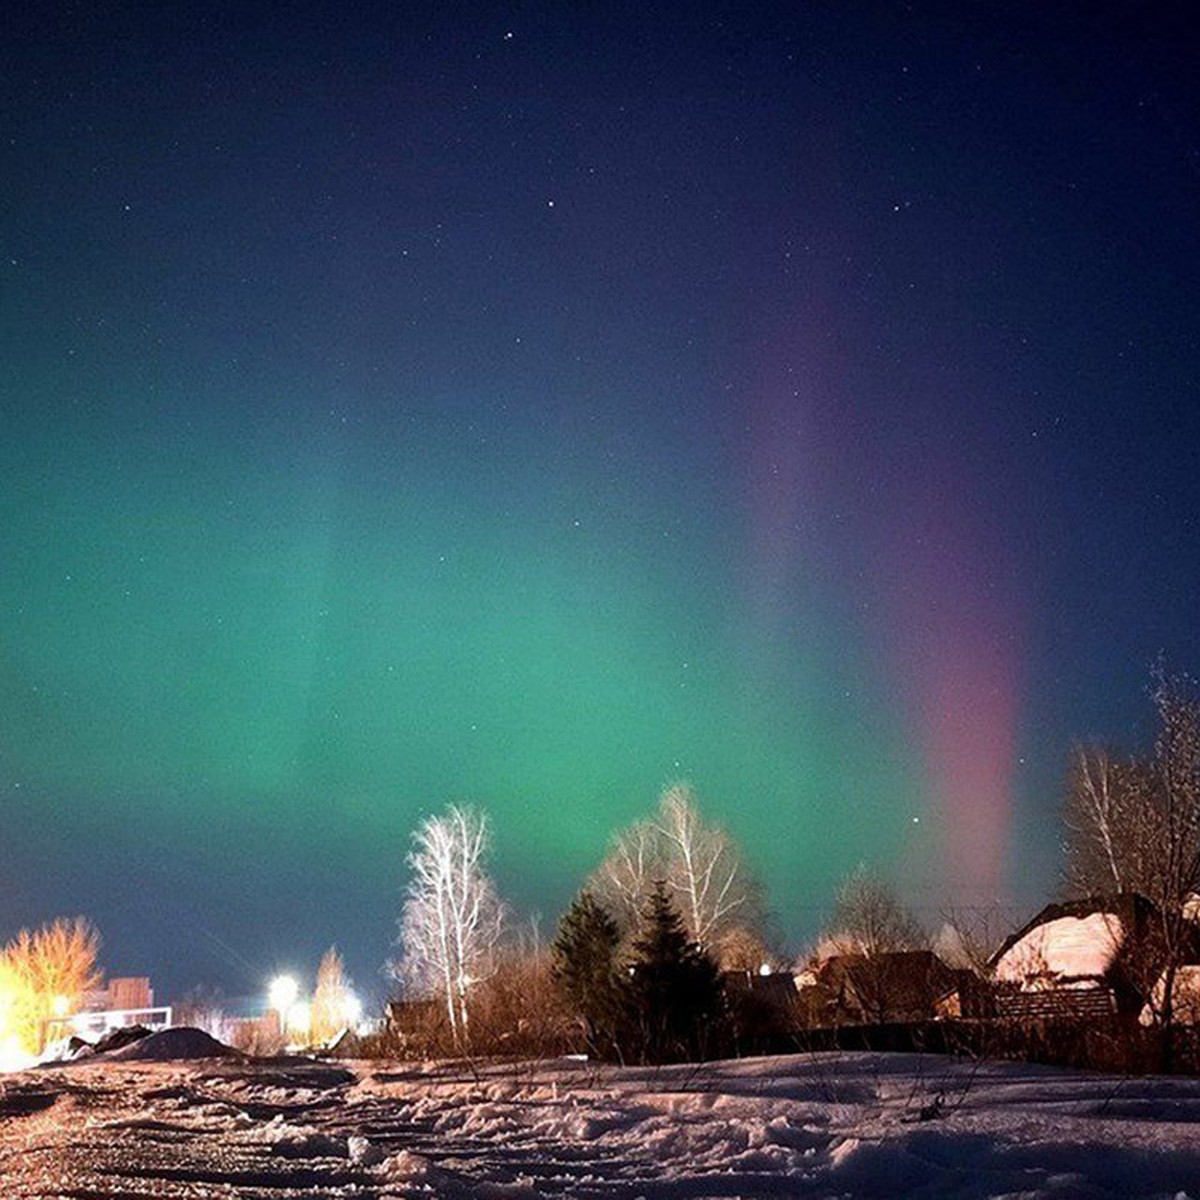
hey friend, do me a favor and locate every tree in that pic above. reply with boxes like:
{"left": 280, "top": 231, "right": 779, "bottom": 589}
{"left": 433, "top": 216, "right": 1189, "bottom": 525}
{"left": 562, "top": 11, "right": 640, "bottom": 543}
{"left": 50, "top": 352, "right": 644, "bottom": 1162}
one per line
{"left": 173, "top": 985, "right": 232, "bottom": 1045}
{"left": 550, "top": 891, "right": 625, "bottom": 1057}
{"left": 1063, "top": 745, "right": 1161, "bottom": 898}
{"left": 0, "top": 955, "right": 34, "bottom": 1066}
{"left": 393, "top": 804, "right": 505, "bottom": 1046}
{"left": 589, "top": 815, "right": 659, "bottom": 933}
{"left": 590, "top": 784, "right": 761, "bottom": 960}
{"left": 310, "top": 946, "right": 354, "bottom": 1046}
{"left": 626, "top": 881, "right": 721, "bottom": 1064}
{"left": 470, "top": 943, "right": 575, "bottom": 1058}
{"left": 1145, "top": 668, "right": 1200, "bottom": 1050}
{"left": 711, "top": 924, "right": 777, "bottom": 974}
{"left": 1062, "top": 667, "right": 1200, "bottom": 911}
{"left": 825, "top": 864, "right": 924, "bottom": 958}
{"left": 1, "top": 917, "right": 102, "bottom": 1054}
{"left": 1060, "top": 665, "right": 1200, "bottom": 1063}
{"left": 933, "top": 906, "right": 1012, "bottom": 976}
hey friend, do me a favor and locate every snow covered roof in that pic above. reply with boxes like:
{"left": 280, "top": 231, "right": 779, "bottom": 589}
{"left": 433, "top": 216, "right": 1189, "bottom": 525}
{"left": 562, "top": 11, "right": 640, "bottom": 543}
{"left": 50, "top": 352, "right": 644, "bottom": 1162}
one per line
{"left": 993, "top": 912, "right": 1125, "bottom": 986}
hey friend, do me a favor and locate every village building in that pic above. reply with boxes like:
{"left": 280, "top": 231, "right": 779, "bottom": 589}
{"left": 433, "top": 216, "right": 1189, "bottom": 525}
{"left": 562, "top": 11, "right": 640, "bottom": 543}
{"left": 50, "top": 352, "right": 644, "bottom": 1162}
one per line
{"left": 988, "top": 893, "right": 1163, "bottom": 1021}
{"left": 802, "top": 950, "right": 959, "bottom": 1026}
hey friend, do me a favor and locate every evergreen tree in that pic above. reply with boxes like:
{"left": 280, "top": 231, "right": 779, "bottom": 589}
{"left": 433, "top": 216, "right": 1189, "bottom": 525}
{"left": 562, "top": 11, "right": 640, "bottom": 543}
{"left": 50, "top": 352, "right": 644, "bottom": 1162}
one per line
{"left": 627, "top": 881, "right": 721, "bottom": 1064}
{"left": 551, "top": 891, "right": 625, "bottom": 1057}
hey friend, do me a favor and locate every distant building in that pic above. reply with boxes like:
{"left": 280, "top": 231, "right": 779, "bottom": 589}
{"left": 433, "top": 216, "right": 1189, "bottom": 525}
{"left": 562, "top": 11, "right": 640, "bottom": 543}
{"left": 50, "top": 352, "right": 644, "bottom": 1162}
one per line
{"left": 48, "top": 976, "right": 170, "bottom": 1044}
{"left": 805, "top": 951, "right": 958, "bottom": 1026}
{"left": 86, "top": 977, "right": 154, "bottom": 1013}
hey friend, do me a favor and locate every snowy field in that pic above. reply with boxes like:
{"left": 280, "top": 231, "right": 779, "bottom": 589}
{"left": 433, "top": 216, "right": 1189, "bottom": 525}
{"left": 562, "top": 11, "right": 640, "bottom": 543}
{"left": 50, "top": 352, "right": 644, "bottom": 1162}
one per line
{"left": 2, "top": 1046, "right": 1200, "bottom": 1198}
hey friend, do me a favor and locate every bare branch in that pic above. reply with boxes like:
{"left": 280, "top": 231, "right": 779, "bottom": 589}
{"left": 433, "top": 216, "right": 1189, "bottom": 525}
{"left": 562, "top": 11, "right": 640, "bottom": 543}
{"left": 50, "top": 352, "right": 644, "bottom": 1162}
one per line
{"left": 393, "top": 804, "right": 506, "bottom": 1045}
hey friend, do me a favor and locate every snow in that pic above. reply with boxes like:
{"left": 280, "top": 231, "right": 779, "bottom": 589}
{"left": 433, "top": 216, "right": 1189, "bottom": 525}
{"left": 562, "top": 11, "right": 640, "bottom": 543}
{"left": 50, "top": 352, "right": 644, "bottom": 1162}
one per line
{"left": 994, "top": 911, "right": 1125, "bottom": 984}
{"left": 1, "top": 1050, "right": 1199, "bottom": 1196}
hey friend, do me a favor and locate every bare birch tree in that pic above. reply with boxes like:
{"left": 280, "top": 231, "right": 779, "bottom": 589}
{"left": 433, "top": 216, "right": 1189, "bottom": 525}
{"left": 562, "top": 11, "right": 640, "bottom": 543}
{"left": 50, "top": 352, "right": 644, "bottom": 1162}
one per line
{"left": 1059, "top": 665, "right": 1200, "bottom": 1061}
{"left": 1146, "top": 668, "right": 1200, "bottom": 1050}
{"left": 655, "top": 784, "right": 757, "bottom": 949}
{"left": 1063, "top": 746, "right": 1163, "bottom": 898}
{"left": 588, "top": 815, "right": 661, "bottom": 932}
{"left": 826, "top": 864, "right": 924, "bottom": 958}
{"left": 1064, "top": 745, "right": 1126, "bottom": 893}
{"left": 394, "top": 804, "right": 505, "bottom": 1045}
{"left": 589, "top": 784, "right": 761, "bottom": 959}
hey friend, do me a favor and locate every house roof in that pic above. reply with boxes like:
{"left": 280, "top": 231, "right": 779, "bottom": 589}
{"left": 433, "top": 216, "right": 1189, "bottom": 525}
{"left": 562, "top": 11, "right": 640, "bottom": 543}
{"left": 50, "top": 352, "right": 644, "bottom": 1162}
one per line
{"left": 994, "top": 911, "right": 1126, "bottom": 984}
{"left": 816, "top": 950, "right": 957, "bottom": 1018}
{"left": 989, "top": 893, "right": 1160, "bottom": 977}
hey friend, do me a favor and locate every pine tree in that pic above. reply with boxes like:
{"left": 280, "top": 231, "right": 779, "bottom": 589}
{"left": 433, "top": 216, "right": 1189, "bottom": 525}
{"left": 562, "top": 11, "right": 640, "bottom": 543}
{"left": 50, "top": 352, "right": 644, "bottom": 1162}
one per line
{"left": 551, "top": 892, "right": 624, "bottom": 1057}
{"left": 627, "top": 881, "right": 721, "bottom": 1064}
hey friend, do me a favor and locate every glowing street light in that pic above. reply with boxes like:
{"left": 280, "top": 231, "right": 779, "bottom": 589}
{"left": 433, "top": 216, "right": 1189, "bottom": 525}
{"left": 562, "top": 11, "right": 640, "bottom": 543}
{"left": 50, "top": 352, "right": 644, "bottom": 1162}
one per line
{"left": 287, "top": 1000, "right": 311, "bottom": 1039}
{"left": 268, "top": 974, "right": 298, "bottom": 1036}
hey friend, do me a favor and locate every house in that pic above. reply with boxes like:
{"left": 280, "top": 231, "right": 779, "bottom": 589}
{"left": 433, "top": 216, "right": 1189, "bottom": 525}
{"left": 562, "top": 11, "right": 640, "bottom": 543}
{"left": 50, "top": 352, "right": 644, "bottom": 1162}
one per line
{"left": 933, "top": 970, "right": 995, "bottom": 1020}
{"left": 1139, "top": 965, "right": 1200, "bottom": 1026}
{"left": 808, "top": 951, "right": 958, "bottom": 1026}
{"left": 989, "top": 893, "right": 1163, "bottom": 1021}
{"left": 86, "top": 977, "right": 155, "bottom": 1013}
{"left": 46, "top": 976, "right": 171, "bottom": 1045}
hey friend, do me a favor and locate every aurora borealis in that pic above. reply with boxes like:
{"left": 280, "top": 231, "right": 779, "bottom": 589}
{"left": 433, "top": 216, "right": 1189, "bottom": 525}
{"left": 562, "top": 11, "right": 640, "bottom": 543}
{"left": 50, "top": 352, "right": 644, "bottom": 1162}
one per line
{"left": 3, "top": 3, "right": 1199, "bottom": 1001}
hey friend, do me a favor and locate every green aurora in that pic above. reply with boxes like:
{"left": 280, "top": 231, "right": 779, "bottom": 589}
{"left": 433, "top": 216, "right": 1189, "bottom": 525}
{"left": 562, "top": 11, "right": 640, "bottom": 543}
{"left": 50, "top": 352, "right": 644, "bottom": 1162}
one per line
{"left": 2, "top": 387, "right": 923, "bottom": 994}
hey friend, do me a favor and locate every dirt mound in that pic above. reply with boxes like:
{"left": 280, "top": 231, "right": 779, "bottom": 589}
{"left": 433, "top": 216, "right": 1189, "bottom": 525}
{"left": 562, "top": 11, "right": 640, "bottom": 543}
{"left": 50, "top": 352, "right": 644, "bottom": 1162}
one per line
{"left": 104, "top": 1026, "right": 241, "bottom": 1061}
{"left": 94, "top": 1024, "right": 153, "bottom": 1055}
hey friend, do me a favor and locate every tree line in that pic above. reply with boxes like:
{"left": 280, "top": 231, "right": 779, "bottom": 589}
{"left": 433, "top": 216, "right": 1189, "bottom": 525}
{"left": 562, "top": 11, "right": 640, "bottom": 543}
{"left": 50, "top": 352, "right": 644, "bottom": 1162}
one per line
{"left": 387, "top": 782, "right": 929, "bottom": 1063}
{"left": 388, "top": 665, "right": 1200, "bottom": 1065}
{"left": 389, "top": 784, "right": 772, "bottom": 1062}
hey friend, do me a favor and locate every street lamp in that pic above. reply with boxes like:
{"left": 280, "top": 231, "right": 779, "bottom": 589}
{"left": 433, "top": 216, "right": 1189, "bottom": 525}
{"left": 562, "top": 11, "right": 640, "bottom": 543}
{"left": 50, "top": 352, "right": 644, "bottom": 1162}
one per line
{"left": 268, "top": 974, "right": 298, "bottom": 1039}
{"left": 287, "top": 1000, "right": 311, "bottom": 1040}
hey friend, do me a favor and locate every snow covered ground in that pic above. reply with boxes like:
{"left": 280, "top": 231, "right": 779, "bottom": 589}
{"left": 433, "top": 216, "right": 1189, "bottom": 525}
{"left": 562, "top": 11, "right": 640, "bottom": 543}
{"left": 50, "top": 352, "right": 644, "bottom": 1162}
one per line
{"left": 2, "top": 1046, "right": 1200, "bottom": 1197}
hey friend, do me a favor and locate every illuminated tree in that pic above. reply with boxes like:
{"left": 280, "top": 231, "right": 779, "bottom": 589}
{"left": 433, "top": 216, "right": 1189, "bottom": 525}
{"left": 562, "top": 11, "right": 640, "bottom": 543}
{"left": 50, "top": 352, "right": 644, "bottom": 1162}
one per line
{"left": 1, "top": 917, "right": 102, "bottom": 1054}
{"left": 0, "top": 955, "right": 34, "bottom": 1066}
{"left": 310, "top": 946, "right": 353, "bottom": 1045}
{"left": 393, "top": 804, "right": 505, "bottom": 1045}
{"left": 590, "top": 784, "right": 760, "bottom": 958}
{"left": 589, "top": 815, "right": 659, "bottom": 931}
{"left": 711, "top": 924, "right": 776, "bottom": 974}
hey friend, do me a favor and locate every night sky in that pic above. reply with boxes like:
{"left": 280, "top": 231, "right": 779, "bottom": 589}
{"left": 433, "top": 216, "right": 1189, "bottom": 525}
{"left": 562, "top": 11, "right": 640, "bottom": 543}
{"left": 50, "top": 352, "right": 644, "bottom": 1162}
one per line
{"left": 3, "top": 2, "right": 1199, "bottom": 1005}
